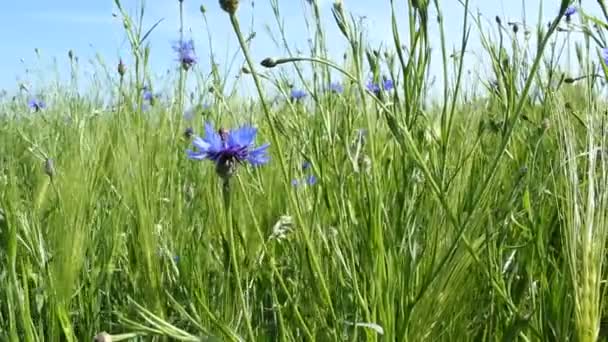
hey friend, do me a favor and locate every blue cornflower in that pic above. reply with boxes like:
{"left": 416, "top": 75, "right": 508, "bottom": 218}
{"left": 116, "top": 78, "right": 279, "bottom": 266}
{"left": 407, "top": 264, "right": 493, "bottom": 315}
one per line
{"left": 306, "top": 175, "right": 317, "bottom": 185}
{"left": 367, "top": 78, "right": 394, "bottom": 95}
{"left": 142, "top": 86, "right": 153, "bottom": 101}
{"left": 28, "top": 98, "right": 45, "bottom": 112}
{"left": 383, "top": 79, "right": 394, "bottom": 91}
{"left": 564, "top": 6, "right": 576, "bottom": 21}
{"left": 172, "top": 39, "right": 197, "bottom": 70}
{"left": 366, "top": 81, "right": 381, "bottom": 94}
{"left": 602, "top": 48, "right": 608, "bottom": 65}
{"left": 187, "top": 122, "right": 270, "bottom": 178}
{"left": 302, "top": 161, "right": 311, "bottom": 170}
{"left": 329, "top": 82, "right": 344, "bottom": 94}
{"left": 290, "top": 89, "right": 307, "bottom": 101}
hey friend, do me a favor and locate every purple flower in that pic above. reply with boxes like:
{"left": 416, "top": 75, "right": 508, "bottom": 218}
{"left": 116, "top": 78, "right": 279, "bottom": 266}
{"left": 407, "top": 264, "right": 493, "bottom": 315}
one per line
{"left": 187, "top": 122, "right": 270, "bottom": 178}
{"left": 290, "top": 89, "right": 307, "bottom": 101}
{"left": 172, "top": 39, "right": 197, "bottom": 70}
{"left": 306, "top": 175, "right": 317, "bottom": 185}
{"left": 366, "top": 81, "right": 381, "bottom": 94}
{"left": 367, "top": 78, "right": 394, "bottom": 95}
{"left": 302, "top": 161, "right": 311, "bottom": 170}
{"left": 564, "top": 6, "right": 576, "bottom": 21}
{"left": 601, "top": 48, "right": 608, "bottom": 65}
{"left": 329, "top": 82, "right": 344, "bottom": 94}
{"left": 142, "top": 86, "right": 153, "bottom": 101}
{"left": 28, "top": 98, "right": 45, "bottom": 112}
{"left": 383, "top": 79, "right": 394, "bottom": 91}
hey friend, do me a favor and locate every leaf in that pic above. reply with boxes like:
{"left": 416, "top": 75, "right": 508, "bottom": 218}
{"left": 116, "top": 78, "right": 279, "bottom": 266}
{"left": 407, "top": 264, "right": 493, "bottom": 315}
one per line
{"left": 344, "top": 321, "right": 384, "bottom": 335}
{"left": 139, "top": 18, "right": 165, "bottom": 46}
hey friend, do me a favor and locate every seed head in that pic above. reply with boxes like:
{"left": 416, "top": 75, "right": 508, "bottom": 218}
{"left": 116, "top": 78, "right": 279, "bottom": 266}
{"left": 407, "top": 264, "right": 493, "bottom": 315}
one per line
{"left": 219, "top": 0, "right": 239, "bottom": 14}
{"left": 117, "top": 59, "right": 126, "bottom": 77}
{"left": 261, "top": 57, "right": 278, "bottom": 68}
{"left": 216, "top": 156, "right": 238, "bottom": 180}
{"left": 184, "top": 127, "right": 194, "bottom": 139}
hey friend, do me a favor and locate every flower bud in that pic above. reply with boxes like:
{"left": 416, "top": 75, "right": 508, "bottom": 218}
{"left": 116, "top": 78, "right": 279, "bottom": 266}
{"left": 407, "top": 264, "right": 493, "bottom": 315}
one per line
{"left": 260, "top": 57, "right": 278, "bottom": 68}
{"left": 219, "top": 0, "right": 239, "bottom": 14}
{"left": 117, "top": 59, "right": 126, "bottom": 77}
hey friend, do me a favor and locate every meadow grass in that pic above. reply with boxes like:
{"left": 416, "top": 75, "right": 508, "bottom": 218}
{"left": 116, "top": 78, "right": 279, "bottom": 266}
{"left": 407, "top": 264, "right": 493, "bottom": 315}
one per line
{"left": 2, "top": 0, "right": 608, "bottom": 340}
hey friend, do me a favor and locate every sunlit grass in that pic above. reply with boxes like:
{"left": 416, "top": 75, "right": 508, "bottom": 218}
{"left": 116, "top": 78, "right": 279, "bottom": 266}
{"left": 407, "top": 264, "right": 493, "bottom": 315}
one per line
{"left": 2, "top": 0, "right": 608, "bottom": 341}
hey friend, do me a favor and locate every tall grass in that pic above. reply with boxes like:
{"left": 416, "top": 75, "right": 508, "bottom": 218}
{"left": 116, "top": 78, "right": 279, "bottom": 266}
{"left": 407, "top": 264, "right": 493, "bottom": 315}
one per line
{"left": 2, "top": 0, "right": 608, "bottom": 340}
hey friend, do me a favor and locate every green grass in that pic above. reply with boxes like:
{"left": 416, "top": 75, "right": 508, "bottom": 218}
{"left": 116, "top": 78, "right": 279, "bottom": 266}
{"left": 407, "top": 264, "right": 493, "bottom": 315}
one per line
{"left": 2, "top": 0, "right": 608, "bottom": 340}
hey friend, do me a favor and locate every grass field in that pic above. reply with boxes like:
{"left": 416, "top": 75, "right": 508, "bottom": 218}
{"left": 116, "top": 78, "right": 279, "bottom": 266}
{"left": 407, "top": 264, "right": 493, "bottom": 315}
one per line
{"left": 2, "top": 0, "right": 608, "bottom": 341}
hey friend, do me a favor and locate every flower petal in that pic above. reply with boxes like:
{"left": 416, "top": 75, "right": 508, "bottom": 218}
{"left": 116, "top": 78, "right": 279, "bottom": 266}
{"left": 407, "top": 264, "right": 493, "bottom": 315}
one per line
{"left": 247, "top": 143, "right": 270, "bottom": 165}
{"left": 203, "top": 122, "right": 222, "bottom": 149}
{"left": 229, "top": 125, "right": 257, "bottom": 147}
{"left": 186, "top": 149, "right": 208, "bottom": 160}
{"left": 192, "top": 136, "right": 211, "bottom": 152}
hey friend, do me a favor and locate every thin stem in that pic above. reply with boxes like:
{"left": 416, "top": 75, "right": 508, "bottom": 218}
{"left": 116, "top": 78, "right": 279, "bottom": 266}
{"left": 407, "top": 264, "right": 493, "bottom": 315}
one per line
{"left": 227, "top": 12, "right": 339, "bottom": 334}
{"left": 177, "top": 0, "right": 186, "bottom": 132}
{"left": 222, "top": 178, "right": 255, "bottom": 341}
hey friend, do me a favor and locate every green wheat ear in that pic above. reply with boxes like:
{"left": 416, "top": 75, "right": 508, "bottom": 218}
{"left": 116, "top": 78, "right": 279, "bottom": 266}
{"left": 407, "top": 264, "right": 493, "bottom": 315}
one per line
{"left": 557, "top": 98, "right": 608, "bottom": 342}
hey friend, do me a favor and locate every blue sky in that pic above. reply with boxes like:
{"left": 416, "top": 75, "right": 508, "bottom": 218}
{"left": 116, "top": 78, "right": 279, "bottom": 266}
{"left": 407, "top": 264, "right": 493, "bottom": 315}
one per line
{"left": 0, "top": 1, "right": 601, "bottom": 99}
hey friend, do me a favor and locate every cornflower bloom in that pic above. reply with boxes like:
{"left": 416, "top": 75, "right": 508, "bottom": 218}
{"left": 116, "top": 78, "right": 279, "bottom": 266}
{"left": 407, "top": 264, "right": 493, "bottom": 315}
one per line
{"left": 367, "top": 78, "right": 394, "bottom": 95}
{"left": 602, "top": 48, "right": 608, "bottom": 66}
{"left": 172, "top": 39, "right": 197, "bottom": 70}
{"left": 187, "top": 122, "right": 270, "bottom": 179}
{"left": 28, "top": 98, "right": 45, "bottom": 112}
{"left": 290, "top": 89, "right": 307, "bottom": 101}
{"left": 564, "top": 6, "right": 576, "bottom": 22}
{"left": 142, "top": 86, "right": 153, "bottom": 101}
{"left": 329, "top": 82, "right": 344, "bottom": 94}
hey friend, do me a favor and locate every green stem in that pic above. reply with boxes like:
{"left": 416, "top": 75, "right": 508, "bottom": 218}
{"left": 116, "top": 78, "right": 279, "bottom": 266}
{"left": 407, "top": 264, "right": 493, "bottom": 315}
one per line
{"left": 227, "top": 12, "right": 338, "bottom": 326}
{"left": 222, "top": 178, "right": 255, "bottom": 341}
{"left": 177, "top": 0, "right": 185, "bottom": 133}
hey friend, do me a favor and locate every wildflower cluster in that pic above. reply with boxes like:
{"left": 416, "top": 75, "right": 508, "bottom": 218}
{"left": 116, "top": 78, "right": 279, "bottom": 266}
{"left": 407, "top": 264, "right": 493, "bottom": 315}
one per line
{"left": 367, "top": 78, "right": 394, "bottom": 95}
